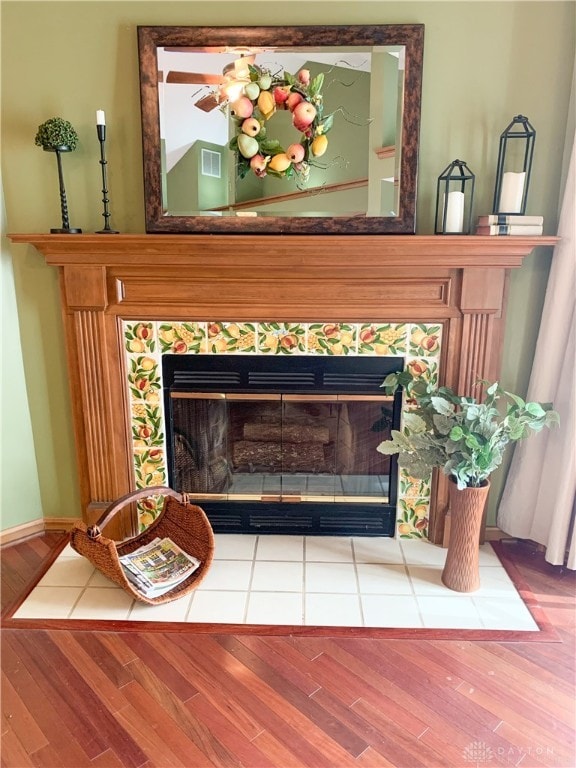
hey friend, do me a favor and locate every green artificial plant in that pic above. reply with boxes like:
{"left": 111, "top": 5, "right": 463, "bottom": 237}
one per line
{"left": 35, "top": 117, "right": 79, "bottom": 151}
{"left": 377, "top": 370, "right": 559, "bottom": 490}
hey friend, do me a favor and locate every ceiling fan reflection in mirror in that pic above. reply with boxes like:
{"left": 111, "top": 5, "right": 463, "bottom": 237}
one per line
{"left": 160, "top": 46, "right": 280, "bottom": 112}
{"left": 160, "top": 55, "right": 256, "bottom": 112}
{"left": 158, "top": 46, "right": 371, "bottom": 114}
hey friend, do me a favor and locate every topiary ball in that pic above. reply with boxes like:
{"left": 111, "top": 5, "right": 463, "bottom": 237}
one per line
{"left": 35, "top": 117, "right": 79, "bottom": 151}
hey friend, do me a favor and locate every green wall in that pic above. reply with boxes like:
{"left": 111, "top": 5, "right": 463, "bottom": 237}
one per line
{"left": 167, "top": 141, "right": 229, "bottom": 213}
{"left": 1, "top": 189, "right": 43, "bottom": 529}
{"left": 1, "top": 1, "right": 574, "bottom": 529}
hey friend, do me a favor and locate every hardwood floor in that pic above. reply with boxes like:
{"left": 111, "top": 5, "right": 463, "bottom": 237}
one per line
{"left": 1, "top": 533, "right": 575, "bottom": 768}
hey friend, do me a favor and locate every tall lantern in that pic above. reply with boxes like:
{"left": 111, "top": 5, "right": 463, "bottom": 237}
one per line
{"left": 435, "top": 159, "right": 475, "bottom": 234}
{"left": 492, "top": 115, "right": 535, "bottom": 215}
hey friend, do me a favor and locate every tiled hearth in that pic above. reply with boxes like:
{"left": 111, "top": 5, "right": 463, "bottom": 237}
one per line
{"left": 125, "top": 320, "right": 442, "bottom": 539}
{"left": 12, "top": 535, "right": 538, "bottom": 631}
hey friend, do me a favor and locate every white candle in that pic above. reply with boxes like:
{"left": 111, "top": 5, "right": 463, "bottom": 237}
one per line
{"left": 96, "top": 110, "right": 106, "bottom": 126}
{"left": 444, "top": 190, "right": 465, "bottom": 233}
{"left": 499, "top": 171, "right": 525, "bottom": 213}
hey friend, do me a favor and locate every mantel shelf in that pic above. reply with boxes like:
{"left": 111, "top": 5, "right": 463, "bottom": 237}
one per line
{"left": 9, "top": 233, "right": 559, "bottom": 269}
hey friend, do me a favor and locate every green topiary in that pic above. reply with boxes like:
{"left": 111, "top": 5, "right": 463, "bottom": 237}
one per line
{"left": 35, "top": 117, "right": 79, "bottom": 151}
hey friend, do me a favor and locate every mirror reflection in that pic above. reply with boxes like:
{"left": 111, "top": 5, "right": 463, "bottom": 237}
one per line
{"left": 159, "top": 46, "right": 404, "bottom": 218}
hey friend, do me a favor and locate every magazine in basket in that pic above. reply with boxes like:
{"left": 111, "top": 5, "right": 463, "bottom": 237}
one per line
{"left": 119, "top": 537, "right": 201, "bottom": 598}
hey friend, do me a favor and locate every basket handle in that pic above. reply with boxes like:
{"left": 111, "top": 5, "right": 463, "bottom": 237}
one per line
{"left": 87, "top": 486, "right": 184, "bottom": 540}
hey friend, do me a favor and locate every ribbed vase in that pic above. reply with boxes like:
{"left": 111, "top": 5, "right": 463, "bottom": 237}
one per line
{"left": 441, "top": 479, "right": 490, "bottom": 593}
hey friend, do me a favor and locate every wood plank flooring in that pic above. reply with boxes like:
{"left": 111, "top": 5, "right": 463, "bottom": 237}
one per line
{"left": 1, "top": 532, "right": 575, "bottom": 768}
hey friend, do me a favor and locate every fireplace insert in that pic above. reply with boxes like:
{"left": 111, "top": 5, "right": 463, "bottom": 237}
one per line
{"left": 163, "top": 355, "right": 403, "bottom": 535}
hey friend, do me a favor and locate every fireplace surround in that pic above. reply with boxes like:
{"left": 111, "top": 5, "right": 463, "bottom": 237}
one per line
{"left": 8, "top": 233, "right": 557, "bottom": 544}
{"left": 123, "top": 317, "right": 435, "bottom": 540}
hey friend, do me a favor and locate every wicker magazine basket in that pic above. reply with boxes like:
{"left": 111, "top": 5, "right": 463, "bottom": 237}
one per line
{"left": 70, "top": 486, "right": 215, "bottom": 604}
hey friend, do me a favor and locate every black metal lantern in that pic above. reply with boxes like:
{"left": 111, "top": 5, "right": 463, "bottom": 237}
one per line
{"left": 435, "top": 159, "right": 475, "bottom": 234}
{"left": 492, "top": 115, "right": 535, "bottom": 215}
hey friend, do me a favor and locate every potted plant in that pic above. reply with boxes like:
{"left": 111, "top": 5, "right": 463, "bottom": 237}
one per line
{"left": 377, "top": 369, "right": 559, "bottom": 591}
{"left": 35, "top": 117, "right": 81, "bottom": 233}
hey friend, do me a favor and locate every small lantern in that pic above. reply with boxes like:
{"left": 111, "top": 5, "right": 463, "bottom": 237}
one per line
{"left": 492, "top": 115, "right": 535, "bottom": 215}
{"left": 435, "top": 159, "right": 475, "bottom": 234}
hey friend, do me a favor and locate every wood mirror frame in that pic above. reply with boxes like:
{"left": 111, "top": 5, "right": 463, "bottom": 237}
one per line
{"left": 138, "top": 24, "right": 424, "bottom": 234}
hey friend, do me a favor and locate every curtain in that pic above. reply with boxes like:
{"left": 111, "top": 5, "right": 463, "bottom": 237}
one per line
{"left": 497, "top": 136, "right": 576, "bottom": 568}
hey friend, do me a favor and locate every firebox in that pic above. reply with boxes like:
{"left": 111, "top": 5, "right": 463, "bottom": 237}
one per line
{"left": 162, "top": 355, "right": 403, "bottom": 536}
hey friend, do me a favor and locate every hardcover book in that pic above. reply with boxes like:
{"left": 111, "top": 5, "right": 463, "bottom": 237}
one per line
{"left": 477, "top": 214, "right": 543, "bottom": 226}
{"left": 476, "top": 224, "right": 543, "bottom": 236}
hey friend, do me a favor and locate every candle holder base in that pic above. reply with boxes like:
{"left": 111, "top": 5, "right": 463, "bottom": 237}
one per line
{"left": 51, "top": 227, "right": 82, "bottom": 234}
{"left": 95, "top": 228, "right": 119, "bottom": 234}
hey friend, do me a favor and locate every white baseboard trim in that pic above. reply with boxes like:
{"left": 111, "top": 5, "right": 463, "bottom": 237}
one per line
{"left": 0, "top": 517, "right": 76, "bottom": 547}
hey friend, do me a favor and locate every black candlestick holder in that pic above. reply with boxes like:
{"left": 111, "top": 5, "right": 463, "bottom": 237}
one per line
{"left": 96, "top": 124, "right": 119, "bottom": 234}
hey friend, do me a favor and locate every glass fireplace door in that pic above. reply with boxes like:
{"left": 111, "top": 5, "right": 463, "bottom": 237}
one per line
{"left": 169, "top": 392, "right": 393, "bottom": 505}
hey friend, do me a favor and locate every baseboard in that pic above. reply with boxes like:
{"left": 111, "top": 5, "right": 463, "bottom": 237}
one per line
{"left": 442, "top": 516, "right": 506, "bottom": 548}
{"left": 1, "top": 517, "right": 76, "bottom": 547}
{"left": 0, "top": 518, "right": 508, "bottom": 548}
{"left": 484, "top": 526, "right": 508, "bottom": 541}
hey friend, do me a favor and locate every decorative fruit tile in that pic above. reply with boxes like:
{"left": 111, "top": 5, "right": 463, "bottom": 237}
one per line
{"left": 126, "top": 354, "right": 162, "bottom": 402}
{"left": 396, "top": 497, "right": 430, "bottom": 539}
{"left": 408, "top": 323, "right": 442, "bottom": 357}
{"left": 133, "top": 448, "right": 167, "bottom": 490}
{"left": 131, "top": 402, "right": 164, "bottom": 450}
{"left": 405, "top": 358, "right": 439, "bottom": 387}
{"left": 123, "top": 322, "right": 169, "bottom": 524}
{"left": 358, "top": 323, "right": 407, "bottom": 355}
{"left": 258, "top": 322, "right": 306, "bottom": 354}
{"left": 399, "top": 471, "right": 432, "bottom": 501}
{"left": 124, "top": 322, "right": 156, "bottom": 354}
{"left": 137, "top": 496, "right": 165, "bottom": 532}
{"left": 396, "top": 467, "right": 432, "bottom": 541}
{"left": 307, "top": 323, "right": 357, "bottom": 355}
{"left": 158, "top": 322, "right": 206, "bottom": 354}
{"left": 207, "top": 322, "right": 257, "bottom": 353}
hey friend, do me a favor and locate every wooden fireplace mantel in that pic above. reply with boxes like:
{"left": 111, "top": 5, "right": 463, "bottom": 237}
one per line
{"left": 9, "top": 233, "right": 558, "bottom": 543}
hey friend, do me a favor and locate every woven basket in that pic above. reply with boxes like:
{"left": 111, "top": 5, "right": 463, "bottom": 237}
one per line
{"left": 70, "top": 486, "right": 215, "bottom": 604}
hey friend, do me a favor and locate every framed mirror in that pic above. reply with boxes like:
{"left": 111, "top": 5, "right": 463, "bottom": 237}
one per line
{"left": 138, "top": 25, "right": 424, "bottom": 234}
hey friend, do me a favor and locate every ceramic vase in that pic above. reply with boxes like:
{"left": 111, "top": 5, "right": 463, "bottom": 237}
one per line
{"left": 441, "top": 478, "right": 490, "bottom": 592}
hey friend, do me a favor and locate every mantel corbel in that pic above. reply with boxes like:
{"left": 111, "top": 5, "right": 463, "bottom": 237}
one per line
{"left": 62, "top": 265, "right": 108, "bottom": 311}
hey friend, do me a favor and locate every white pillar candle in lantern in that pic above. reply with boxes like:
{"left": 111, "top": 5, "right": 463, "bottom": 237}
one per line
{"left": 499, "top": 171, "right": 525, "bottom": 213}
{"left": 444, "top": 190, "right": 465, "bottom": 232}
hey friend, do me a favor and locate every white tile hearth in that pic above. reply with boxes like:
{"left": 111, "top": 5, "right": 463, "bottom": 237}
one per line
{"left": 12, "top": 535, "right": 540, "bottom": 632}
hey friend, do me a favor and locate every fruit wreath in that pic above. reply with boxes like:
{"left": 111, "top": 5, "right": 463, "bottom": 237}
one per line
{"left": 227, "top": 64, "right": 334, "bottom": 184}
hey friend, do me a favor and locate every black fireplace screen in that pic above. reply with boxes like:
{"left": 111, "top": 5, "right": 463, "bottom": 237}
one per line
{"left": 163, "top": 355, "right": 403, "bottom": 536}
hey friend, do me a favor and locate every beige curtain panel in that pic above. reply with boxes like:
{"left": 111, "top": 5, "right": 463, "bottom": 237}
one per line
{"left": 497, "top": 136, "right": 576, "bottom": 569}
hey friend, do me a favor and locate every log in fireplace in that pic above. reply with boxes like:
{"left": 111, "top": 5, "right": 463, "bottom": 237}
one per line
{"left": 163, "top": 355, "right": 403, "bottom": 535}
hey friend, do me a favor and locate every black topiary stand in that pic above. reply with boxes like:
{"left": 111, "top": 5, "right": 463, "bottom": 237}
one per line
{"left": 45, "top": 145, "right": 81, "bottom": 234}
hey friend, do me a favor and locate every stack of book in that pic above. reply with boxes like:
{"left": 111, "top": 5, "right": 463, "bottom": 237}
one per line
{"left": 475, "top": 214, "right": 543, "bottom": 236}
{"left": 119, "top": 537, "right": 201, "bottom": 598}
